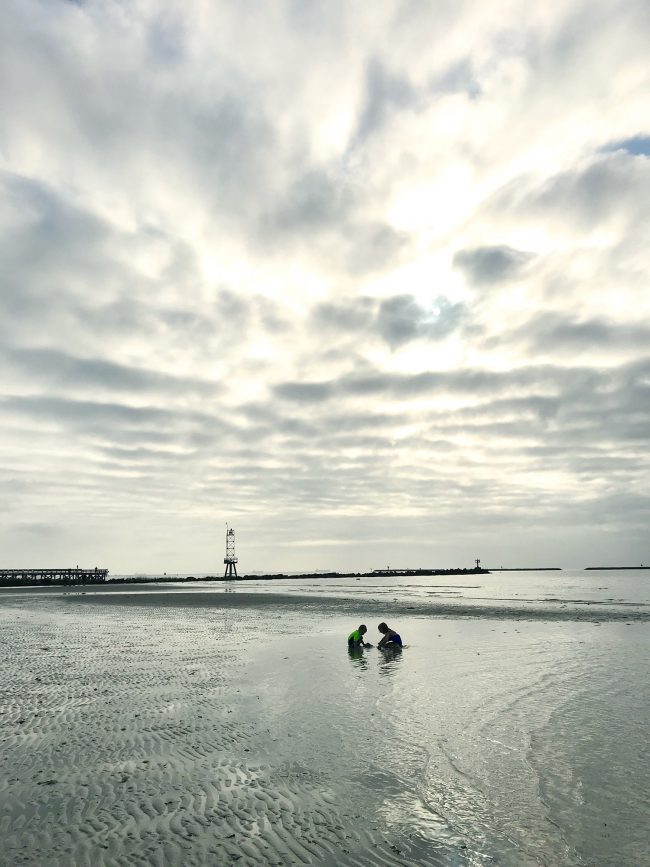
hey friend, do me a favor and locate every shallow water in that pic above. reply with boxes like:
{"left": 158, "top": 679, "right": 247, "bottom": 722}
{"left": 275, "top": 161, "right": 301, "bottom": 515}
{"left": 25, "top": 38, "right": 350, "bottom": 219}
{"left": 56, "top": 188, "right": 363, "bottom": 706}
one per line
{"left": 104, "top": 568, "right": 650, "bottom": 621}
{"left": 224, "top": 567, "right": 650, "bottom": 604}
{"left": 245, "top": 615, "right": 649, "bottom": 866}
{"left": 1, "top": 583, "right": 648, "bottom": 865}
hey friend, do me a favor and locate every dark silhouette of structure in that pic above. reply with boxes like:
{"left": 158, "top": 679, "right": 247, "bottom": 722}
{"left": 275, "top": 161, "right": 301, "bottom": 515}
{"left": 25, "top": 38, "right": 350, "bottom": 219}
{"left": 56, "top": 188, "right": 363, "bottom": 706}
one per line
{"left": 0, "top": 567, "right": 108, "bottom": 586}
{"left": 224, "top": 525, "right": 238, "bottom": 579}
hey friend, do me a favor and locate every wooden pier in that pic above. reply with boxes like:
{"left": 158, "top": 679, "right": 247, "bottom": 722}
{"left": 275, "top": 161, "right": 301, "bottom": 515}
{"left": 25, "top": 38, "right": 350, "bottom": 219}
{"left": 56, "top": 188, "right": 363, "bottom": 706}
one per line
{"left": 0, "top": 567, "right": 109, "bottom": 587}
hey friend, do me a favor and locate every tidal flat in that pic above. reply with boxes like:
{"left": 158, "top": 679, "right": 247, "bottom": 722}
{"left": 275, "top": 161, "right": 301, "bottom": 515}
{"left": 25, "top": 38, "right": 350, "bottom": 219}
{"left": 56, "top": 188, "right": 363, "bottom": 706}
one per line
{"left": 1, "top": 575, "right": 648, "bottom": 866}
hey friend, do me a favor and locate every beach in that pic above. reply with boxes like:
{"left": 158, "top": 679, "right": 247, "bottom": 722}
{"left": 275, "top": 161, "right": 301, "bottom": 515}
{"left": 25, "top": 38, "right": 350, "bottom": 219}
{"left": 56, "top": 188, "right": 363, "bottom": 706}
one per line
{"left": 1, "top": 574, "right": 649, "bottom": 866}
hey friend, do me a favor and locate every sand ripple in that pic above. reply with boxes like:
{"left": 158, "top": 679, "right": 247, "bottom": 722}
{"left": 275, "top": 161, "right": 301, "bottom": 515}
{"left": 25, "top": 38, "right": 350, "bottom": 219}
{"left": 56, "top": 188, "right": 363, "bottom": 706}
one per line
{"left": 1, "top": 597, "right": 451, "bottom": 866}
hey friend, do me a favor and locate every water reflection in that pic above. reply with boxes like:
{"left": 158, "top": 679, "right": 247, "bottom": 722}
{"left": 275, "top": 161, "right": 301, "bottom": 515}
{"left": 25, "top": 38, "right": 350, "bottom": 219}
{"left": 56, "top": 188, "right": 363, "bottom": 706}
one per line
{"left": 378, "top": 645, "right": 403, "bottom": 676}
{"left": 347, "top": 646, "right": 369, "bottom": 669}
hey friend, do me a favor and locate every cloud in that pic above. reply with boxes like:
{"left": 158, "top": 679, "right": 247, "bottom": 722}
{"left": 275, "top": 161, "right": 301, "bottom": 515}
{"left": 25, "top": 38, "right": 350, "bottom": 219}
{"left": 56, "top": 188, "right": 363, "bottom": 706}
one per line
{"left": 353, "top": 58, "right": 417, "bottom": 145}
{"left": 431, "top": 57, "right": 481, "bottom": 99}
{"left": 0, "top": 394, "right": 200, "bottom": 431}
{"left": 454, "top": 245, "right": 534, "bottom": 285}
{"left": 511, "top": 313, "right": 650, "bottom": 354}
{"left": 487, "top": 152, "right": 650, "bottom": 238}
{"left": 272, "top": 360, "right": 605, "bottom": 405}
{"left": 310, "top": 293, "right": 464, "bottom": 347}
{"left": 311, "top": 297, "right": 376, "bottom": 333}
{"left": 1, "top": 346, "right": 218, "bottom": 398}
{"left": 264, "top": 169, "right": 350, "bottom": 235}
{"left": 259, "top": 167, "right": 408, "bottom": 275}
{"left": 529, "top": 153, "right": 650, "bottom": 227}
{"left": 12, "top": 521, "right": 61, "bottom": 537}
{"left": 1, "top": 0, "right": 649, "bottom": 571}
{"left": 273, "top": 382, "right": 335, "bottom": 404}
{"left": 377, "top": 294, "right": 465, "bottom": 346}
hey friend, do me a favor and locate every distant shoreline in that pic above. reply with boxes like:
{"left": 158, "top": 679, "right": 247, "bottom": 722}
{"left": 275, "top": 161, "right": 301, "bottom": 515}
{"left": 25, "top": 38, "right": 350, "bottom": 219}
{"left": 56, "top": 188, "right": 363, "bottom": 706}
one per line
{"left": 5, "top": 564, "right": 648, "bottom": 588}
{"left": 0, "top": 567, "right": 489, "bottom": 588}
{"left": 115, "top": 567, "right": 491, "bottom": 584}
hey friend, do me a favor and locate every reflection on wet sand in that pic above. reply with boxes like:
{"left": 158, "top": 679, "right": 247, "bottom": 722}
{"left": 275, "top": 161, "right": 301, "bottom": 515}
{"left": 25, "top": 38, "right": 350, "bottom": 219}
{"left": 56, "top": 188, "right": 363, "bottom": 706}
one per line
{"left": 347, "top": 645, "right": 369, "bottom": 668}
{"left": 378, "top": 645, "right": 403, "bottom": 676}
{"left": 346, "top": 644, "right": 403, "bottom": 675}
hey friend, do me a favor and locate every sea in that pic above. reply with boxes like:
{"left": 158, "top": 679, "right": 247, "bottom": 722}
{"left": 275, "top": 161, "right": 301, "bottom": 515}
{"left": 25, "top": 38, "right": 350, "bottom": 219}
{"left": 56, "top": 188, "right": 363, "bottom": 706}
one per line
{"left": 111, "top": 565, "right": 650, "bottom": 620}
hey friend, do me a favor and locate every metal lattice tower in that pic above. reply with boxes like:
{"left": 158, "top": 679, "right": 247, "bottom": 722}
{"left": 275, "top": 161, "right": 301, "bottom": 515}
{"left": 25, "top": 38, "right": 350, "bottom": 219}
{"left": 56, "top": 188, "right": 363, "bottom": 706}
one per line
{"left": 224, "top": 525, "right": 238, "bottom": 579}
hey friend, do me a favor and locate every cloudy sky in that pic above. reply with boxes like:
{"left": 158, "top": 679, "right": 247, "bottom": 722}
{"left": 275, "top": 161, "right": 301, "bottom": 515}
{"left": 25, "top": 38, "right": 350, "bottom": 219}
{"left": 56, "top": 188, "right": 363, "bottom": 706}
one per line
{"left": 1, "top": 0, "right": 649, "bottom": 574}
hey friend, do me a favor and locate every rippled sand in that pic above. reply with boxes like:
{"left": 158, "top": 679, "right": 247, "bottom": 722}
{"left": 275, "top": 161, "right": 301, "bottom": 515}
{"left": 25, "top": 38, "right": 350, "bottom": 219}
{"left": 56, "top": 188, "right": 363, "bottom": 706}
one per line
{"left": 1, "top": 586, "right": 648, "bottom": 865}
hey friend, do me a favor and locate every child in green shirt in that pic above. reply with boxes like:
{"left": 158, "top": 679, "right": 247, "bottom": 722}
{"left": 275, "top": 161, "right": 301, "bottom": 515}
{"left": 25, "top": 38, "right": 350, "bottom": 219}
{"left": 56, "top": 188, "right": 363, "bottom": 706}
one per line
{"left": 347, "top": 624, "right": 372, "bottom": 648}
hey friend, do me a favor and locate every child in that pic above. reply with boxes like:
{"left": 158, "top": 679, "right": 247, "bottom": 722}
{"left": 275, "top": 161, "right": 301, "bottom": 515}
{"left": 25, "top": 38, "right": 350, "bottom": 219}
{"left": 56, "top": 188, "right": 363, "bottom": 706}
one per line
{"left": 377, "top": 622, "right": 402, "bottom": 648}
{"left": 347, "top": 624, "right": 372, "bottom": 648}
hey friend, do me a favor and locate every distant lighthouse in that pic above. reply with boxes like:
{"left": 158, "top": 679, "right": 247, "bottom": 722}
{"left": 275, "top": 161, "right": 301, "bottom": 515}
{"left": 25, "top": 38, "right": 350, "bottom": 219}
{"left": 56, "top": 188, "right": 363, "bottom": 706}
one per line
{"left": 224, "top": 525, "right": 238, "bottom": 579}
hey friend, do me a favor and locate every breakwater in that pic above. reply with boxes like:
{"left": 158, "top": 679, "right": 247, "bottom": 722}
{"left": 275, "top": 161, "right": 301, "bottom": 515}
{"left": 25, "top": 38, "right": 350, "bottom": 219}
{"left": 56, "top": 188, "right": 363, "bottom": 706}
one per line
{"left": 101, "top": 567, "right": 490, "bottom": 585}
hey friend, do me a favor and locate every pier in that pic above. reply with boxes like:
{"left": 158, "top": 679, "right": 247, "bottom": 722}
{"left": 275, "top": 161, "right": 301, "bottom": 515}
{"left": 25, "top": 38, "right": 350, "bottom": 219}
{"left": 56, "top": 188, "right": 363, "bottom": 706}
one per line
{"left": 0, "top": 567, "right": 109, "bottom": 587}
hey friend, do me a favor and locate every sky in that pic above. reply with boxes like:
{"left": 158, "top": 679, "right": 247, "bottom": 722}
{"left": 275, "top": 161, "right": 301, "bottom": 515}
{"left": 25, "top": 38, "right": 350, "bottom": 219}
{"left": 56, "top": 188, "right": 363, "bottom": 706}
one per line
{"left": 1, "top": 0, "right": 649, "bottom": 574}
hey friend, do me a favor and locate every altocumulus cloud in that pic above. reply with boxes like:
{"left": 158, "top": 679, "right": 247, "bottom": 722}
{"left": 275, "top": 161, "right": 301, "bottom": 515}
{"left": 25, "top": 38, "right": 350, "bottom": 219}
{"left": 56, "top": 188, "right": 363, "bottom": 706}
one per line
{"left": 0, "top": 0, "right": 649, "bottom": 572}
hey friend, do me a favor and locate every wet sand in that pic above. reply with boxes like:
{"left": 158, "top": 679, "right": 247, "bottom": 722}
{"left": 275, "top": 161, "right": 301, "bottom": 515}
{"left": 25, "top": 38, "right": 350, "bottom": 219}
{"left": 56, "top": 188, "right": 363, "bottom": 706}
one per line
{"left": 17, "top": 580, "right": 649, "bottom": 621}
{"left": 1, "top": 586, "right": 648, "bottom": 865}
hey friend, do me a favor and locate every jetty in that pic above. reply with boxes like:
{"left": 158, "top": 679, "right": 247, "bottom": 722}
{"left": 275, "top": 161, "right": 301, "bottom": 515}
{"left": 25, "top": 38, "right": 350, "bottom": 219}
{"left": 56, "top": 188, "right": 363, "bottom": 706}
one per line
{"left": 369, "top": 567, "right": 488, "bottom": 577}
{"left": 0, "top": 567, "right": 109, "bottom": 587}
{"left": 488, "top": 567, "right": 562, "bottom": 572}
